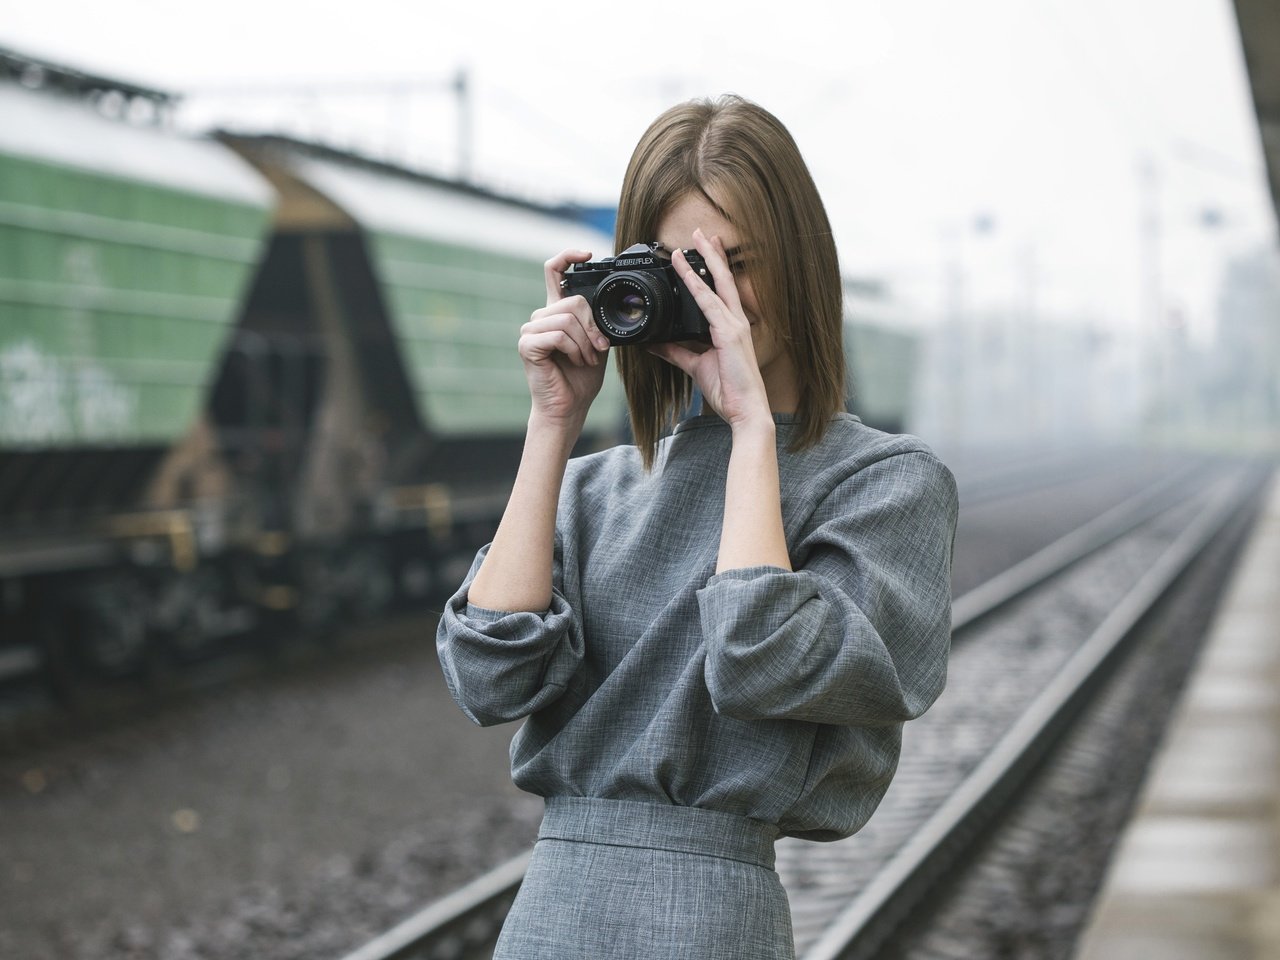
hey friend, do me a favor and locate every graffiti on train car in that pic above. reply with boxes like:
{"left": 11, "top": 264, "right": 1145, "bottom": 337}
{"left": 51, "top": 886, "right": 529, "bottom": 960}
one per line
{"left": 0, "top": 340, "right": 137, "bottom": 444}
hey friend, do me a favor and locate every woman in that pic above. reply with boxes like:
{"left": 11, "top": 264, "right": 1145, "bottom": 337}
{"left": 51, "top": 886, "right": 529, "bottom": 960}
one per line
{"left": 436, "top": 95, "right": 958, "bottom": 959}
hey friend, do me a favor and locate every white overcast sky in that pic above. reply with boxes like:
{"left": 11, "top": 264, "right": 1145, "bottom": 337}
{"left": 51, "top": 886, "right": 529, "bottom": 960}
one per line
{"left": 2, "top": 0, "right": 1275, "bottom": 339}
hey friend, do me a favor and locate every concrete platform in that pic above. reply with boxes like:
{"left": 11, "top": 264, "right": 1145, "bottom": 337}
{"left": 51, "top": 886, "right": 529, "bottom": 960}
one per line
{"left": 1075, "top": 471, "right": 1280, "bottom": 960}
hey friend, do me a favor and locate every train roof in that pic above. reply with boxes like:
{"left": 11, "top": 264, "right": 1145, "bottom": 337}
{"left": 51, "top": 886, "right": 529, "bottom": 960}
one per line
{"left": 0, "top": 44, "right": 177, "bottom": 106}
{"left": 225, "top": 133, "right": 614, "bottom": 259}
{"left": 0, "top": 68, "right": 272, "bottom": 207}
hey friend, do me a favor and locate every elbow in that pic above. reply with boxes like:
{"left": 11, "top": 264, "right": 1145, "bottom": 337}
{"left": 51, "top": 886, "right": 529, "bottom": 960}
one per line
{"left": 901, "top": 659, "right": 948, "bottom": 720}
{"left": 460, "top": 700, "right": 524, "bottom": 728}
{"left": 886, "top": 634, "right": 949, "bottom": 722}
{"left": 439, "top": 653, "right": 556, "bottom": 727}
{"left": 701, "top": 599, "right": 839, "bottom": 722}
{"left": 702, "top": 636, "right": 826, "bottom": 723}
{"left": 705, "top": 672, "right": 768, "bottom": 721}
{"left": 450, "top": 668, "right": 567, "bottom": 727}
{"left": 440, "top": 665, "right": 510, "bottom": 726}
{"left": 452, "top": 679, "right": 559, "bottom": 727}
{"left": 435, "top": 600, "right": 581, "bottom": 726}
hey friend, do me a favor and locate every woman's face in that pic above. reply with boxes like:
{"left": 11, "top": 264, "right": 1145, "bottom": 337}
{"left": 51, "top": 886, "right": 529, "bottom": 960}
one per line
{"left": 655, "top": 191, "right": 798, "bottom": 410}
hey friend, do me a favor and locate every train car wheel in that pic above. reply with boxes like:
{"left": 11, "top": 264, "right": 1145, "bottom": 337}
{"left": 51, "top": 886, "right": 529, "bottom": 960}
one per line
{"left": 344, "top": 545, "right": 394, "bottom": 621}
{"left": 153, "top": 568, "right": 227, "bottom": 664}
{"left": 72, "top": 575, "right": 150, "bottom": 677}
{"left": 34, "top": 608, "right": 82, "bottom": 708}
{"left": 294, "top": 553, "right": 341, "bottom": 641}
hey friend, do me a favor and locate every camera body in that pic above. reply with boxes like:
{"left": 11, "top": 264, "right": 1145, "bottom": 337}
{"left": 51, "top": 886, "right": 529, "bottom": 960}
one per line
{"left": 560, "top": 242, "right": 714, "bottom": 345}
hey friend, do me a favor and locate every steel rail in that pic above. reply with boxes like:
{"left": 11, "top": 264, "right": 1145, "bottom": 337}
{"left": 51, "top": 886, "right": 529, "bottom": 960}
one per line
{"left": 800, "top": 466, "right": 1265, "bottom": 960}
{"left": 337, "top": 853, "right": 530, "bottom": 960}
{"left": 951, "top": 458, "right": 1205, "bottom": 632}
{"left": 955, "top": 447, "right": 1143, "bottom": 509}
{"left": 332, "top": 463, "right": 1231, "bottom": 960}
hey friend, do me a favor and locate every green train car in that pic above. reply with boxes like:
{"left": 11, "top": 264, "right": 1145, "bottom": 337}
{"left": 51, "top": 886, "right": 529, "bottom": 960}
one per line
{"left": 0, "top": 50, "right": 615, "bottom": 686}
{"left": 0, "top": 47, "right": 921, "bottom": 692}
{"left": 0, "top": 56, "right": 277, "bottom": 681}
{"left": 0, "top": 70, "right": 272, "bottom": 451}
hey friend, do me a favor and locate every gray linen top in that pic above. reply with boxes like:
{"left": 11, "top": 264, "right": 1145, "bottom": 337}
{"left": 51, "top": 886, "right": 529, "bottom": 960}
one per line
{"left": 436, "top": 413, "right": 958, "bottom": 841}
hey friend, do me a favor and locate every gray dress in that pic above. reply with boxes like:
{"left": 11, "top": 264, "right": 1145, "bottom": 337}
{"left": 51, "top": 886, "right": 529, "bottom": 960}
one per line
{"left": 436, "top": 413, "right": 958, "bottom": 958}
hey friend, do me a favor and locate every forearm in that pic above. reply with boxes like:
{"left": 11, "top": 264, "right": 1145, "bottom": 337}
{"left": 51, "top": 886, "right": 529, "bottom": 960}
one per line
{"left": 717, "top": 417, "right": 792, "bottom": 573}
{"left": 467, "top": 413, "right": 580, "bottom": 611}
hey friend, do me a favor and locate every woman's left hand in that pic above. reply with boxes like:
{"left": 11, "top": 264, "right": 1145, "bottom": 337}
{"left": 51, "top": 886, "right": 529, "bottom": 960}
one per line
{"left": 647, "top": 228, "right": 773, "bottom": 430}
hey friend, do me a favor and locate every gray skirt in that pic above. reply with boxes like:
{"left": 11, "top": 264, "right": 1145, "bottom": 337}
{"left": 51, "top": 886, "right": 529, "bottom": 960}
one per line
{"left": 494, "top": 797, "right": 794, "bottom": 960}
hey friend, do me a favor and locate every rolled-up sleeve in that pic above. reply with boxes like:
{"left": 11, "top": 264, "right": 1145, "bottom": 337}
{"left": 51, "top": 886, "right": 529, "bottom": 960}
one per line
{"left": 436, "top": 544, "right": 584, "bottom": 726}
{"left": 697, "top": 451, "right": 958, "bottom": 725}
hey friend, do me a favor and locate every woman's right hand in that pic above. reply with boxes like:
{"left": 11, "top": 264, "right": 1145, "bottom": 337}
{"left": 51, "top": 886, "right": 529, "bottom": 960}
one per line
{"left": 520, "top": 249, "right": 611, "bottom": 430}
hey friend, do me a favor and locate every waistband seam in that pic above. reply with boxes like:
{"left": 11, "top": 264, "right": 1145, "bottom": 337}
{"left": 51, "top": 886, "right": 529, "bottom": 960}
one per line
{"left": 538, "top": 797, "right": 778, "bottom": 870}
{"left": 535, "top": 832, "right": 775, "bottom": 868}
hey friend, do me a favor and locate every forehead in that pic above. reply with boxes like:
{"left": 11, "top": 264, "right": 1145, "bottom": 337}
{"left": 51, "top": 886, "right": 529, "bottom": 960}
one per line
{"left": 655, "top": 191, "right": 740, "bottom": 248}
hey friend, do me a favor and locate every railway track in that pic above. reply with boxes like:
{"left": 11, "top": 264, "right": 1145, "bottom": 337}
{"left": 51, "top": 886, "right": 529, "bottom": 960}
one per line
{"left": 0, "top": 448, "right": 1167, "bottom": 726}
{"left": 951, "top": 445, "right": 1154, "bottom": 509}
{"left": 335, "top": 459, "right": 1271, "bottom": 960}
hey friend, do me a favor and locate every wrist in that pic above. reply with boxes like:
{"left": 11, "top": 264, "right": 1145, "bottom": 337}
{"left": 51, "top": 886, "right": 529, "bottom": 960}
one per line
{"left": 527, "top": 411, "right": 584, "bottom": 457}
{"left": 728, "top": 411, "right": 777, "bottom": 443}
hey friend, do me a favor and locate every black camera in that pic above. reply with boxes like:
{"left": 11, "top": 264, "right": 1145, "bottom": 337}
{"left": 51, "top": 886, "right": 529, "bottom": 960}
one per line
{"left": 560, "top": 242, "right": 714, "bottom": 345}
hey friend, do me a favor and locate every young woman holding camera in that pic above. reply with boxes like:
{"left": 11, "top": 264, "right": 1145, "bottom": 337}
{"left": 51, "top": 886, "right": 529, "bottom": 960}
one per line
{"left": 437, "top": 95, "right": 958, "bottom": 959}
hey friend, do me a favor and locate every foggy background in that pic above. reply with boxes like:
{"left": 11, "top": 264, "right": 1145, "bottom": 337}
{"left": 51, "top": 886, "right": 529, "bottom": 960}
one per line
{"left": 5, "top": 0, "right": 1278, "bottom": 452}
{"left": 3, "top": 4, "right": 1279, "bottom": 958}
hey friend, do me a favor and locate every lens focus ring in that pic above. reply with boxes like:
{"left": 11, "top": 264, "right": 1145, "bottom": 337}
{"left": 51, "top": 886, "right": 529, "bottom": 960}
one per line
{"left": 595, "top": 271, "right": 672, "bottom": 343}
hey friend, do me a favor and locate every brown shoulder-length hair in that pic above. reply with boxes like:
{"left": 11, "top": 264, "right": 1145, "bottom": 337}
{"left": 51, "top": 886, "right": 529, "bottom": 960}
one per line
{"left": 614, "top": 94, "right": 845, "bottom": 470}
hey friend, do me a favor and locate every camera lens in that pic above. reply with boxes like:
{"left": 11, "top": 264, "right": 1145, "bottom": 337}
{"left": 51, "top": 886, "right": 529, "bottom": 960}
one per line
{"left": 595, "top": 271, "right": 672, "bottom": 343}
{"left": 618, "top": 293, "right": 646, "bottom": 323}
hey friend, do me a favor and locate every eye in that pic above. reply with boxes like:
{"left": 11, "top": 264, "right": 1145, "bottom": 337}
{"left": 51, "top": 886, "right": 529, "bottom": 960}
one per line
{"left": 722, "top": 244, "right": 748, "bottom": 275}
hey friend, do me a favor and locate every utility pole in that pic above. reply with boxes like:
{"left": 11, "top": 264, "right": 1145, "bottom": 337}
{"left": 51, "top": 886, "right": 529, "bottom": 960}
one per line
{"left": 454, "top": 68, "right": 472, "bottom": 183}
{"left": 1018, "top": 238, "right": 1041, "bottom": 438}
{"left": 1137, "top": 152, "right": 1164, "bottom": 433}
{"left": 941, "top": 222, "right": 967, "bottom": 449}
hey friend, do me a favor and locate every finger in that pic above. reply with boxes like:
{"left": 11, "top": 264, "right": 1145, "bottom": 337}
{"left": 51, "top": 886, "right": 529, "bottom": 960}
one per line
{"left": 691, "top": 228, "right": 743, "bottom": 315}
{"left": 530, "top": 297, "right": 576, "bottom": 324}
{"left": 521, "top": 328, "right": 588, "bottom": 367}
{"left": 544, "top": 249, "right": 593, "bottom": 306}
{"left": 534, "top": 296, "right": 611, "bottom": 351}
{"left": 534, "top": 306, "right": 609, "bottom": 362}
{"left": 672, "top": 248, "right": 739, "bottom": 335}
{"left": 563, "top": 294, "right": 611, "bottom": 352}
{"left": 646, "top": 342, "right": 701, "bottom": 378}
{"left": 522, "top": 313, "right": 600, "bottom": 365}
